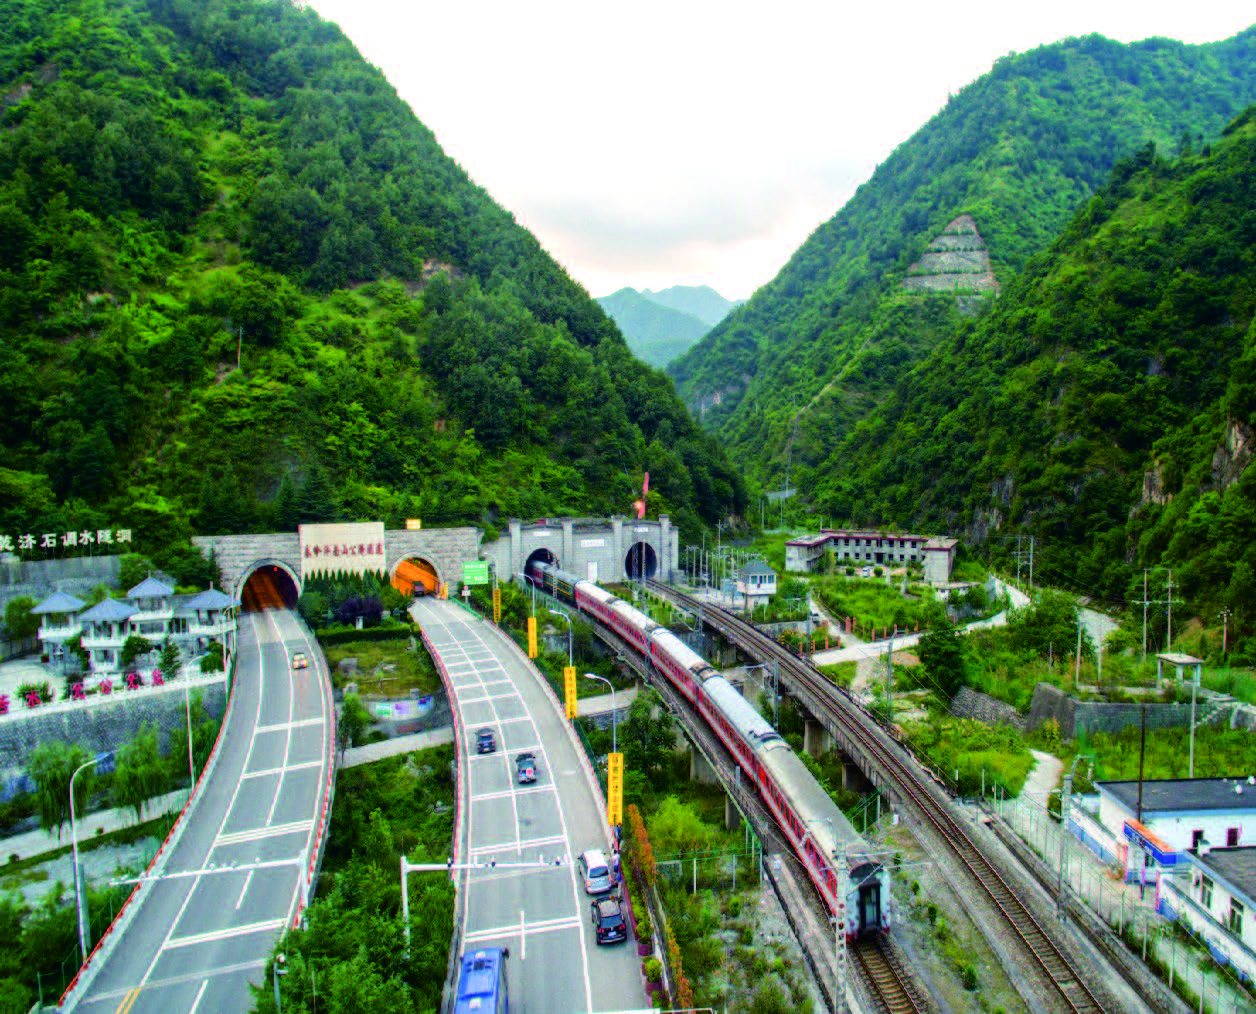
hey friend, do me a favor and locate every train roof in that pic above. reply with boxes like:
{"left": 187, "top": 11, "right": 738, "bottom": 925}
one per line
{"left": 701, "top": 676, "right": 782, "bottom": 748}
{"left": 578, "top": 581, "right": 618, "bottom": 605}
{"left": 610, "top": 597, "right": 663, "bottom": 633}
{"left": 759, "top": 744, "right": 872, "bottom": 862}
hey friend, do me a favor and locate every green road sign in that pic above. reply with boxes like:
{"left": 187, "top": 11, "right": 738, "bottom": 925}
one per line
{"left": 462, "top": 560, "right": 489, "bottom": 585}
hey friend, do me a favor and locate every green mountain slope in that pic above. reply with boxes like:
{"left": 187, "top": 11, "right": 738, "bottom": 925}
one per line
{"left": 669, "top": 28, "right": 1256, "bottom": 488}
{"left": 0, "top": 0, "right": 744, "bottom": 580}
{"left": 815, "top": 110, "right": 1256, "bottom": 642}
{"left": 640, "top": 285, "right": 743, "bottom": 328}
{"left": 595, "top": 288, "right": 710, "bottom": 368}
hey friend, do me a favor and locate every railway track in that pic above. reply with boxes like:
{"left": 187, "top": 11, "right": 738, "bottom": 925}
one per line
{"left": 648, "top": 582, "right": 1107, "bottom": 1014}
{"left": 853, "top": 936, "right": 928, "bottom": 1014}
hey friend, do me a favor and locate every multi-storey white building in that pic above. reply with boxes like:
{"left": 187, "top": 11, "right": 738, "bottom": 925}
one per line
{"left": 33, "top": 577, "right": 238, "bottom": 674}
{"left": 785, "top": 529, "right": 958, "bottom": 584}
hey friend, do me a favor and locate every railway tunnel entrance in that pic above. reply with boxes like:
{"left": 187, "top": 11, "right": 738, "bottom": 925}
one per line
{"left": 624, "top": 542, "right": 658, "bottom": 580}
{"left": 240, "top": 563, "right": 300, "bottom": 611}
{"left": 524, "top": 548, "right": 558, "bottom": 582}
{"left": 392, "top": 556, "right": 440, "bottom": 596}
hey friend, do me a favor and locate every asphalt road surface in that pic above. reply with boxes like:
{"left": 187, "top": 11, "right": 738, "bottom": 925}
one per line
{"left": 68, "top": 609, "right": 332, "bottom": 1014}
{"left": 413, "top": 600, "right": 641, "bottom": 1014}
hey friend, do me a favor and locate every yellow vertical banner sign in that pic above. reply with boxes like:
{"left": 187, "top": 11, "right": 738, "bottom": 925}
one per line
{"left": 492, "top": 587, "right": 502, "bottom": 623}
{"left": 606, "top": 753, "right": 624, "bottom": 827}
{"left": 564, "top": 666, "right": 577, "bottom": 719}
{"left": 527, "top": 616, "right": 537, "bottom": 658}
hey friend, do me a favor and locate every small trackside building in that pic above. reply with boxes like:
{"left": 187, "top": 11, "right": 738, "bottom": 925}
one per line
{"left": 736, "top": 559, "right": 777, "bottom": 609}
{"left": 784, "top": 529, "right": 957, "bottom": 584}
{"left": 1160, "top": 843, "right": 1256, "bottom": 982}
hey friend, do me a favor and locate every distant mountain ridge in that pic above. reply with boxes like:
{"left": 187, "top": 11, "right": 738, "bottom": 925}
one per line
{"left": 669, "top": 27, "right": 1256, "bottom": 489}
{"left": 596, "top": 285, "right": 743, "bottom": 368}
{"left": 639, "top": 285, "right": 745, "bottom": 327}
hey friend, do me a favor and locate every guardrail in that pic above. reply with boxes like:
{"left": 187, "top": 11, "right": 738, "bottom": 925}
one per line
{"left": 294, "top": 612, "right": 338, "bottom": 927}
{"left": 59, "top": 649, "right": 239, "bottom": 1010}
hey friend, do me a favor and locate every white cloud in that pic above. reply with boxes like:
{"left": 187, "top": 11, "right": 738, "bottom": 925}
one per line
{"left": 307, "top": 0, "right": 1254, "bottom": 300}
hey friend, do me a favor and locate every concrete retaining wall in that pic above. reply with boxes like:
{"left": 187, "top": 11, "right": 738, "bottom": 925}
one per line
{"left": 0, "top": 676, "right": 226, "bottom": 788}
{"left": 950, "top": 687, "right": 1027, "bottom": 732}
{"left": 1025, "top": 683, "right": 1236, "bottom": 740}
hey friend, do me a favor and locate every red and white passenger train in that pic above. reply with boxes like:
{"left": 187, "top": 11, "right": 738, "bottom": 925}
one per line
{"left": 532, "top": 563, "right": 889, "bottom": 938}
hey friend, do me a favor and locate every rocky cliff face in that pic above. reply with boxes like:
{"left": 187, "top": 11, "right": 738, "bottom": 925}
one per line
{"left": 902, "top": 214, "right": 1000, "bottom": 308}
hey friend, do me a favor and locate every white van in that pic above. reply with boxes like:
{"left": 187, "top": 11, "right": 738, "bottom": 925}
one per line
{"left": 578, "top": 849, "right": 612, "bottom": 894}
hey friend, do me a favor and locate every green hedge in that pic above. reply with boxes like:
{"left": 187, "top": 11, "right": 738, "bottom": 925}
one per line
{"left": 316, "top": 625, "right": 419, "bottom": 646}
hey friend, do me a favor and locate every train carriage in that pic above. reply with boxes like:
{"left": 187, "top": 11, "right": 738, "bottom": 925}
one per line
{"left": 647, "top": 628, "right": 719, "bottom": 703}
{"left": 522, "top": 563, "right": 889, "bottom": 936}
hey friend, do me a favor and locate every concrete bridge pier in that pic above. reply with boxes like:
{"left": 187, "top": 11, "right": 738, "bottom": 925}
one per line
{"left": 803, "top": 719, "right": 833, "bottom": 758}
{"left": 689, "top": 748, "right": 719, "bottom": 784}
{"left": 842, "top": 758, "right": 870, "bottom": 793}
{"left": 725, "top": 795, "right": 741, "bottom": 831}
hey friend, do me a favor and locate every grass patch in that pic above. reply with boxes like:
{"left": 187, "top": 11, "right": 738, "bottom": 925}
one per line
{"left": 320, "top": 636, "right": 441, "bottom": 696}
{"left": 900, "top": 716, "right": 1035, "bottom": 796}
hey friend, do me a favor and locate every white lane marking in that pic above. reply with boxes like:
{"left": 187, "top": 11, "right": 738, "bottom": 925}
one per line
{"left": 428, "top": 605, "right": 597, "bottom": 1012}
{"left": 419, "top": 602, "right": 597, "bottom": 1008}
{"left": 85, "top": 961, "right": 268, "bottom": 1002}
{"left": 189, "top": 979, "right": 209, "bottom": 1014}
{"left": 467, "top": 865, "right": 570, "bottom": 885}
{"left": 470, "top": 834, "right": 567, "bottom": 855}
{"left": 241, "top": 760, "right": 321, "bottom": 780}
{"left": 463, "top": 915, "right": 581, "bottom": 943}
{"left": 471, "top": 785, "right": 556, "bottom": 802}
{"left": 163, "top": 917, "right": 287, "bottom": 950}
{"left": 254, "top": 718, "right": 324, "bottom": 733}
{"left": 455, "top": 691, "right": 520, "bottom": 703}
{"left": 463, "top": 715, "right": 532, "bottom": 730}
{"left": 265, "top": 611, "right": 299, "bottom": 827}
{"left": 234, "top": 869, "right": 254, "bottom": 910}
{"left": 216, "top": 820, "right": 313, "bottom": 846}
{"left": 136, "top": 613, "right": 270, "bottom": 989}
{"left": 521, "top": 909, "right": 525, "bottom": 962}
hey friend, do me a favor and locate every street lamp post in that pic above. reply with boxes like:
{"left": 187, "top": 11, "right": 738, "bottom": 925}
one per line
{"left": 272, "top": 952, "right": 288, "bottom": 1013}
{"left": 70, "top": 753, "right": 111, "bottom": 965}
{"left": 548, "top": 608, "right": 573, "bottom": 667}
{"left": 583, "top": 673, "right": 617, "bottom": 753}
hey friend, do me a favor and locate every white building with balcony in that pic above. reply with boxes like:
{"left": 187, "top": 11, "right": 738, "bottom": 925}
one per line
{"left": 29, "top": 591, "right": 88, "bottom": 665}
{"left": 33, "top": 577, "right": 238, "bottom": 675}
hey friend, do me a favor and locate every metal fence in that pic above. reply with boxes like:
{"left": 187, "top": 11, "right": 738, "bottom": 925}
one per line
{"left": 998, "top": 793, "right": 1256, "bottom": 1014}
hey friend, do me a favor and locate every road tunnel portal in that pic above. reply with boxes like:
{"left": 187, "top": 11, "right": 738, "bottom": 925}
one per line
{"left": 392, "top": 556, "right": 440, "bottom": 596}
{"left": 240, "top": 562, "right": 300, "bottom": 611}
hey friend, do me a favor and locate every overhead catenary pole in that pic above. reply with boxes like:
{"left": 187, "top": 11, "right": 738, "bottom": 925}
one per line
{"left": 1220, "top": 607, "right": 1231, "bottom": 656}
{"left": 1028, "top": 536, "right": 1034, "bottom": 590}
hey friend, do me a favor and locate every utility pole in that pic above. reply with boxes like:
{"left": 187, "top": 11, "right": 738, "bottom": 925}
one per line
{"left": 1142, "top": 569, "right": 1149, "bottom": 661}
{"left": 1016, "top": 534, "right": 1022, "bottom": 587}
{"left": 1028, "top": 536, "right": 1034, "bottom": 590}
{"left": 1074, "top": 620, "right": 1082, "bottom": 689}
{"left": 1220, "top": 607, "right": 1231, "bottom": 656}
{"left": 1166, "top": 570, "right": 1175, "bottom": 649}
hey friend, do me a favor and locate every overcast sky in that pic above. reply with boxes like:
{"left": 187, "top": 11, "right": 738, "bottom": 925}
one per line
{"left": 306, "top": 1, "right": 1253, "bottom": 302}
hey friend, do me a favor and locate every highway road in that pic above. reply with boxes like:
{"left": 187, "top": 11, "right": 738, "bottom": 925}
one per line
{"left": 413, "top": 599, "right": 641, "bottom": 1014}
{"left": 67, "top": 609, "right": 332, "bottom": 1014}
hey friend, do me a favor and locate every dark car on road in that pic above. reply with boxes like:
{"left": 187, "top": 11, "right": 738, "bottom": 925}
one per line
{"left": 590, "top": 896, "right": 626, "bottom": 944}
{"left": 515, "top": 752, "right": 537, "bottom": 784}
{"left": 476, "top": 728, "right": 496, "bottom": 754}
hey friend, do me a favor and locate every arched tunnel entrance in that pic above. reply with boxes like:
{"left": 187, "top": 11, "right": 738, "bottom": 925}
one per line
{"left": 524, "top": 548, "right": 558, "bottom": 583}
{"left": 241, "top": 564, "right": 300, "bottom": 611}
{"left": 392, "top": 557, "right": 440, "bottom": 596}
{"left": 624, "top": 542, "right": 658, "bottom": 580}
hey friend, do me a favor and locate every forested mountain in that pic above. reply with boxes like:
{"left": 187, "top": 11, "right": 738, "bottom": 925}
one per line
{"left": 596, "top": 288, "right": 710, "bottom": 368}
{"left": 816, "top": 110, "right": 1256, "bottom": 648}
{"left": 639, "top": 285, "right": 743, "bottom": 328}
{"left": 669, "top": 27, "right": 1256, "bottom": 489}
{"left": 0, "top": 0, "right": 744, "bottom": 581}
